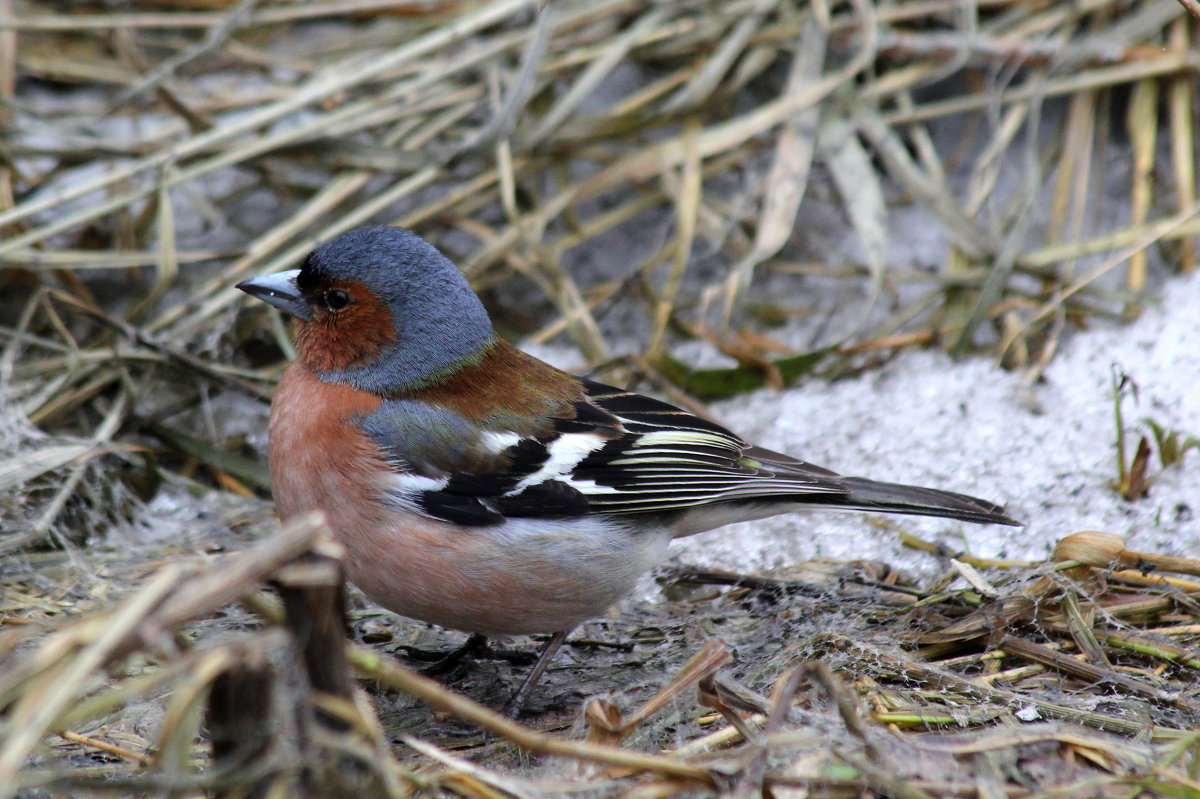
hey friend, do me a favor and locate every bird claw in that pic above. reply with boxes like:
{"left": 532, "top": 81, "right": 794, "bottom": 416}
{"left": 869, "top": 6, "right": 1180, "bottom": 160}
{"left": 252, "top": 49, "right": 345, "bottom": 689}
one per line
{"left": 403, "top": 633, "right": 491, "bottom": 677}
{"left": 402, "top": 633, "right": 545, "bottom": 681}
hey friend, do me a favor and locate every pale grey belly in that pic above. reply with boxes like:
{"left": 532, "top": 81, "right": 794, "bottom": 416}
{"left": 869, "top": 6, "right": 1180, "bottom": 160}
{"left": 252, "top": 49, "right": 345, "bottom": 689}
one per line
{"left": 339, "top": 512, "right": 672, "bottom": 636}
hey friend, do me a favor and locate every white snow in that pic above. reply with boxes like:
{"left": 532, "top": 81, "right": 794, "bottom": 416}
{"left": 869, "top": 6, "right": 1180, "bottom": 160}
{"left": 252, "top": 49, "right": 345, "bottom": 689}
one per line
{"left": 671, "top": 269, "right": 1200, "bottom": 575}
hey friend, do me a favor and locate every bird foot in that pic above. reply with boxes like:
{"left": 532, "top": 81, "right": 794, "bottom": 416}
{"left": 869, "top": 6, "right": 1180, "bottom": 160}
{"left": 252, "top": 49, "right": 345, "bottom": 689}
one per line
{"left": 401, "top": 633, "right": 492, "bottom": 678}
{"left": 399, "top": 631, "right": 570, "bottom": 717}
{"left": 401, "top": 633, "right": 544, "bottom": 679}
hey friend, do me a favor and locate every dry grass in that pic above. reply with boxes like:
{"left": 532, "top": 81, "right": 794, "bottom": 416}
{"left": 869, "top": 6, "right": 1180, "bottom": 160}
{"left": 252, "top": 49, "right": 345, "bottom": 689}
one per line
{"left": 6, "top": 518, "right": 1200, "bottom": 796}
{"left": 3, "top": 0, "right": 1200, "bottom": 796}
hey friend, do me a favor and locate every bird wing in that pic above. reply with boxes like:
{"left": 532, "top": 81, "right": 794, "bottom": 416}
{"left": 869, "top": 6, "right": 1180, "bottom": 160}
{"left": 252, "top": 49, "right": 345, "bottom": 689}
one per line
{"left": 566, "top": 381, "right": 848, "bottom": 514}
{"left": 363, "top": 379, "right": 848, "bottom": 526}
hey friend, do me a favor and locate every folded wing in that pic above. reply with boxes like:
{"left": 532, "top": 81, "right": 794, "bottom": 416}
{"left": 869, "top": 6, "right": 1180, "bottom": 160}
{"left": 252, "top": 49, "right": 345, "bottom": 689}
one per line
{"left": 366, "top": 379, "right": 1018, "bottom": 528}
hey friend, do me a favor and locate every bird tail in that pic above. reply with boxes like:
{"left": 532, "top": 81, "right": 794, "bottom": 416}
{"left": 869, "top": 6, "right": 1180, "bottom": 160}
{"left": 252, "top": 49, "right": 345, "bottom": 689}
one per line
{"left": 791, "top": 476, "right": 1021, "bottom": 526}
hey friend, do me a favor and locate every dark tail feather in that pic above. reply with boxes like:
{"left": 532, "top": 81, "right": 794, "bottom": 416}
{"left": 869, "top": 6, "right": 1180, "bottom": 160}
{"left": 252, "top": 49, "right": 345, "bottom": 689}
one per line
{"left": 806, "top": 476, "right": 1021, "bottom": 526}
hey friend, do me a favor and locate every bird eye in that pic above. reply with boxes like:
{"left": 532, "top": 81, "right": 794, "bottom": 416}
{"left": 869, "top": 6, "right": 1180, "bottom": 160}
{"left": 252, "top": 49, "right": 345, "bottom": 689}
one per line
{"left": 323, "top": 289, "right": 351, "bottom": 310}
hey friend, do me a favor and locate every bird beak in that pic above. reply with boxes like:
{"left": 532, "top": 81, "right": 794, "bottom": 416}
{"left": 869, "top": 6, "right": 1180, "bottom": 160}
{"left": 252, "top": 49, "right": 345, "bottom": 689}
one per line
{"left": 236, "top": 269, "right": 312, "bottom": 320}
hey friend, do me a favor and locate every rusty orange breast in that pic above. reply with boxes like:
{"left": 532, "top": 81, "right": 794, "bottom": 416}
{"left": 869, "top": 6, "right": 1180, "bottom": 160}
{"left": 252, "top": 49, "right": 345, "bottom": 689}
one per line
{"left": 268, "top": 363, "right": 386, "bottom": 524}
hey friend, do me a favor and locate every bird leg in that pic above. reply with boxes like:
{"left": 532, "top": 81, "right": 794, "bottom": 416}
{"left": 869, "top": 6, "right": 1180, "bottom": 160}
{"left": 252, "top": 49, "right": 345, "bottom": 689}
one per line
{"left": 502, "top": 630, "right": 569, "bottom": 718}
{"left": 402, "top": 631, "right": 571, "bottom": 717}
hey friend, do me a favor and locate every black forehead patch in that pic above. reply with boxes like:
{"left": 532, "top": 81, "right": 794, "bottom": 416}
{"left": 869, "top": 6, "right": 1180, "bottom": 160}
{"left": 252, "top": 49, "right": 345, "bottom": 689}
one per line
{"left": 296, "top": 255, "right": 320, "bottom": 293}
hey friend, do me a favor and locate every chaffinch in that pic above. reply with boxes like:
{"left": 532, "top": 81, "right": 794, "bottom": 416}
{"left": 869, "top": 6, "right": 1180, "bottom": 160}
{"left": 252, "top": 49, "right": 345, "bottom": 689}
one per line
{"left": 238, "top": 226, "right": 1019, "bottom": 714}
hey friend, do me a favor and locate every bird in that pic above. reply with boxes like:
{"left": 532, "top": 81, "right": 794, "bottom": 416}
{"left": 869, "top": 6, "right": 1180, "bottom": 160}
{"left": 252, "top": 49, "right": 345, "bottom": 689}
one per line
{"left": 237, "top": 225, "right": 1020, "bottom": 715}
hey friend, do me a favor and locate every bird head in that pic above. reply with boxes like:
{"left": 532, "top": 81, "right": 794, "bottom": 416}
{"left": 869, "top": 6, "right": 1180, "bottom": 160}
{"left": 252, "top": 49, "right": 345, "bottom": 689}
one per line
{"left": 238, "top": 226, "right": 495, "bottom": 393}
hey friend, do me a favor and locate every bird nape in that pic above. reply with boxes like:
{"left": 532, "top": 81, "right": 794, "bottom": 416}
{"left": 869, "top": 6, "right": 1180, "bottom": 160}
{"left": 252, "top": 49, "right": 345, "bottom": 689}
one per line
{"left": 237, "top": 225, "right": 1020, "bottom": 716}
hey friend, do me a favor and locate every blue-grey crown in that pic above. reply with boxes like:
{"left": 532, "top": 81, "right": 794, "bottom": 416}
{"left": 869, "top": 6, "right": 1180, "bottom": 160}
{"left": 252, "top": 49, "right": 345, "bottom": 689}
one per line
{"left": 303, "top": 226, "right": 494, "bottom": 393}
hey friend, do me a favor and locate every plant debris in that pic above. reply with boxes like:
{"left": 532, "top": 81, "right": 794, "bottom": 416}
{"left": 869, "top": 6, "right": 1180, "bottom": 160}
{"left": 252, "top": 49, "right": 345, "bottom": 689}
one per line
{"left": 5, "top": 518, "right": 1200, "bottom": 796}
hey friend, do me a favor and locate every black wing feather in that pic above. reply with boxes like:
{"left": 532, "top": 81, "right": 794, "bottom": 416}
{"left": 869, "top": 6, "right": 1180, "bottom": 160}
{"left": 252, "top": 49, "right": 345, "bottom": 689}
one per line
{"left": 396, "top": 378, "right": 1018, "bottom": 527}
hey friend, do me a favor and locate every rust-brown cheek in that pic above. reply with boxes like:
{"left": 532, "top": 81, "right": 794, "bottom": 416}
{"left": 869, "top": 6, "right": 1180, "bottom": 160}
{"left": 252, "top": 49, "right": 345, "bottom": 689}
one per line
{"left": 293, "top": 281, "right": 396, "bottom": 373}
